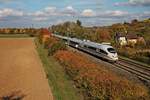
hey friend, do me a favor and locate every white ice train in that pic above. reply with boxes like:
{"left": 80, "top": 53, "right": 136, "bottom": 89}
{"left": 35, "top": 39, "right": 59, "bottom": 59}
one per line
{"left": 52, "top": 34, "right": 118, "bottom": 62}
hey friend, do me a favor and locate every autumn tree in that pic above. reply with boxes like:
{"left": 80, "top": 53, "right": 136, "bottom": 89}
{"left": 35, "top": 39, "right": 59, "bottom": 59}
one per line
{"left": 111, "top": 23, "right": 128, "bottom": 34}
{"left": 95, "top": 28, "right": 111, "bottom": 42}
{"left": 131, "top": 19, "right": 138, "bottom": 24}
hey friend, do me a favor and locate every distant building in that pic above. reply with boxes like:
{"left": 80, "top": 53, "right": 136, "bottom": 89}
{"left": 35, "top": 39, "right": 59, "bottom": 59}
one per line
{"left": 115, "top": 33, "right": 127, "bottom": 46}
{"left": 126, "top": 33, "right": 138, "bottom": 45}
{"left": 115, "top": 33, "right": 145, "bottom": 46}
{"left": 41, "top": 28, "right": 52, "bottom": 43}
{"left": 137, "top": 36, "right": 146, "bottom": 45}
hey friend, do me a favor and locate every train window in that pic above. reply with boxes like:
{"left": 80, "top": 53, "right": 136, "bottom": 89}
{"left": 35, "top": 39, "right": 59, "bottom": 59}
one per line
{"left": 70, "top": 41, "right": 78, "bottom": 45}
{"left": 84, "top": 45, "right": 87, "bottom": 48}
{"left": 88, "top": 46, "right": 97, "bottom": 51}
{"left": 100, "top": 49, "right": 108, "bottom": 55}
{"left": 107, "top": 48, "right": 116, "bottom": 53}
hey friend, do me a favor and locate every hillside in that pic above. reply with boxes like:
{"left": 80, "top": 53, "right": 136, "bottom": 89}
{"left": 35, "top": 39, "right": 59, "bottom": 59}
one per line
{"left": 50, "top": 18, "right": 150, "bottom": 45}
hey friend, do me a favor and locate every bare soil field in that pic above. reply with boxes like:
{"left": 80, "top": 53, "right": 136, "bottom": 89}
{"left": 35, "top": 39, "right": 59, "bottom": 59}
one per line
{"left": 0, "top": 38, "right": 53, "bottom": 100}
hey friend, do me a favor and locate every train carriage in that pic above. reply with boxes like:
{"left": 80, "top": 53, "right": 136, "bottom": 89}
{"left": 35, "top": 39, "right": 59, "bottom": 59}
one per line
{"left": 53, "top": 34, "right": 118, "bottom": 62}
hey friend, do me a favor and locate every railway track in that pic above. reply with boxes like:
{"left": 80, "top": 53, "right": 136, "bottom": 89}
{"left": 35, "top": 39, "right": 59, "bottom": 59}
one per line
{"left": 69, "top": 46, "right": 150, "bottom": 84}
{"left": 69, "top": 45, "right": 150, "bottom": 83}
{"left": 70, "top": 46, "right": 150, "bottom": 84}
{"left": 119, "top": 57, "right": 150, "bottom": 72}
{"left": 114, "top": 59, "right": 150, "bottom": 83}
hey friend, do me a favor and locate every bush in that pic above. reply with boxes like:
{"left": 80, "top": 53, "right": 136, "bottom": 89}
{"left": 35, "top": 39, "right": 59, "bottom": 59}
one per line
{"left": 54, "top": 50, "right": 149, "bottom": 100}
{"left": 48, "top": 41, "right": 66, "bottom": 56}
{"left": 37, "top": 33, "right": 43, "bottom": 44}
{"left": 44, "top": 37, "right": 58, "bottom": 49}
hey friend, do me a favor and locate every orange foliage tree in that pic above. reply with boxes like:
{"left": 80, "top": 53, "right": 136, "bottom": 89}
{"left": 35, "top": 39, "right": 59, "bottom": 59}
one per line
{"left": 95, "top": 28, "right": 111, "bottom": 42}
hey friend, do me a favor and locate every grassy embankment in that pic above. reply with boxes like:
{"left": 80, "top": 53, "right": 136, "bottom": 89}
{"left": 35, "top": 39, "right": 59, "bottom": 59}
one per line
{"left": 35, "top": 38, "right": 82, "bottom": 100}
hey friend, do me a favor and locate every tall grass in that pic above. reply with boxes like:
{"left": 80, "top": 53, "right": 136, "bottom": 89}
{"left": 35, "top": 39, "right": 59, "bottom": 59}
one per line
{"left": 35, "top": 39, "right": 82, "bottom": 100}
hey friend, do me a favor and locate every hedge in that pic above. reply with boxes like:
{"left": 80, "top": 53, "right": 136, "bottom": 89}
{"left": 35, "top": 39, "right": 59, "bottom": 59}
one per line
{"left": 54, "top": 50, "right": 149, "bottom": 100}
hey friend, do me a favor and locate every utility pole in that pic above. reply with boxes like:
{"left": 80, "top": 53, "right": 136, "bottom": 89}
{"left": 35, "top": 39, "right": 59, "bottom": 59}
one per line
{"left": 31, "top": 24, "right": 34, "bottom": 30}
{"left": 120, "top": 24, "right": 127, "bottom": 34}
{"left": 122, "top": 19, "right": 127, "bottom": 34}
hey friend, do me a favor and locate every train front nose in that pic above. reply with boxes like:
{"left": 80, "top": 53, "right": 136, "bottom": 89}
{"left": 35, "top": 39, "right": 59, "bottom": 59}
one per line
{"left": 109, "top": 53, "right": 118, "bottom": 61}
{"left": 113, "top": 53, "right": 118, "bottom": 60}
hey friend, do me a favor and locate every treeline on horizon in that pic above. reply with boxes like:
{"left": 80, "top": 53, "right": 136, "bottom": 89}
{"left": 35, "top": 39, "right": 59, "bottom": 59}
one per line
{"left": 50, "top": 18, "right": 150, "bottom": 44}
{"left": 0, "top": 18, "right": 150, "bottom": 45}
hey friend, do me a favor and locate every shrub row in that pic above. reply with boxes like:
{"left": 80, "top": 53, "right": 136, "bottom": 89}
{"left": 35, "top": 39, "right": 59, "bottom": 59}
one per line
{"left": 48, "top": 41, "right": 66, "bottom": 56}
{"left": 54, "top": 50, "right": 149, "bottom": 100}
{"left": 43, "top": 37, "right": 67, "bottom": 56}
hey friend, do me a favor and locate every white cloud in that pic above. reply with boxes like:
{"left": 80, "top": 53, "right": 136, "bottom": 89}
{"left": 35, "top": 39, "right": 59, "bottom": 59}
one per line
{"left": 33, "top": 17, "right": 48, "bottom": 21}
{"left": 80, "top": 10, "right": 128, "bottom": 18}
{"left": 31, "top": 11, "right": 46, "bottom": 16}
{"left": 55, "top": 19, "right": 65, "bottom": 25}
{"left": 44, "top": 6, "right": 56, "bottom": 13}
{"left": 0, "top": 6, "right": 148, "bottom": 27}
{"left": 114, "top": 2, "right": 124, "bottom": 6}
{"left": 104, "top": 10, "right": 128, "bottom": 17}
{"left": 129, "top": 0, "right": 150, "bottom": 4}
{"left": 28, "top": 6, "right": 57, "bottom": 17}
{"left": 81, "top": 9, "right": 95, "bottom": 17}
{"left": 29, "top": 6, "right": 77, "bottom": 17}
{"left": 61, "top": 6, "right": 77, "bottom": 16}
{"left": 0, "top": 8, "right": 23, "bottom": 17}
{"left": 115, "top": 0, "right": 150, "bottom": 6}
{"left": 0, "top": 0, "right": 18, "bottom": 3}
{"left": 30, "top": 6, "right": 78, "bottom": 22}
{"left": 66, "top": 6, "right": 74, "bottom": 11}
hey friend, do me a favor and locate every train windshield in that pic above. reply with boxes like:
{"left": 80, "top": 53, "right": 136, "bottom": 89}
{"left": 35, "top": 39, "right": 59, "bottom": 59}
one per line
{"left": 107, "top": 48, "right": 116, "bottom": 53}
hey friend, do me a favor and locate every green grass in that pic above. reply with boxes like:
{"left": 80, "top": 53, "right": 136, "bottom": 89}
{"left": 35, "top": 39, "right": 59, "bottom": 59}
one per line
{"left": 0, "top": 34, "right": 30, "bottom": 38}
{"left": 35, "top": 39, "right": 82, "bottom": 100}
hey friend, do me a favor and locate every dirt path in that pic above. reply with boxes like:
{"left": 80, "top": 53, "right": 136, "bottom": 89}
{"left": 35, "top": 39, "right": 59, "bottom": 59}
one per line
{"left": 0, "top": 38, "right": 53, "bottom": 100}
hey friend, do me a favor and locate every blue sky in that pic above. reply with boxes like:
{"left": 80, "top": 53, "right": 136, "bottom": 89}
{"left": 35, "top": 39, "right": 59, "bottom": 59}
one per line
{"left": 0, "top": 0, "right": 150, "bottom": 28}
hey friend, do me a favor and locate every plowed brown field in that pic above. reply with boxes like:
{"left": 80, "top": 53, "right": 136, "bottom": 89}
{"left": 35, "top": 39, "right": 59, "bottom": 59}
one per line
{"left": 0, "top": 38, "right": 53, "bottom": 100}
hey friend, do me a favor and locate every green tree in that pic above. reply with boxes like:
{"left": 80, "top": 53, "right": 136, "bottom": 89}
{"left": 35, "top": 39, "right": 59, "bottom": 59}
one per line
{"left": 76, "top": 20, "right": 82, "bottom": 26}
